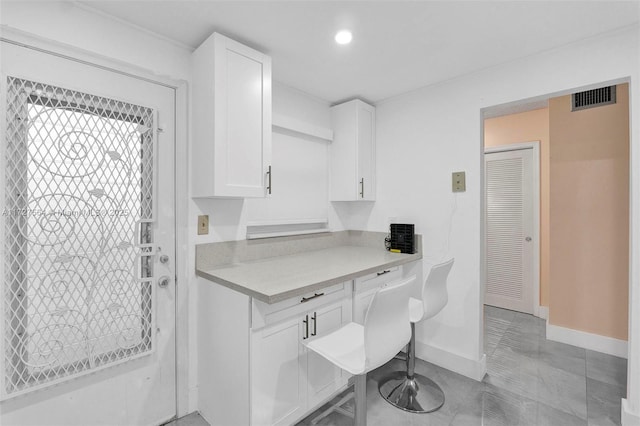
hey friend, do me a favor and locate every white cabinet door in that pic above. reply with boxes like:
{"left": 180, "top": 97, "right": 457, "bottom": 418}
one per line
{"left": 305, "top": 302, "right": 348, "bottom": 408}
{"left": 192, "top": 32, "right": 272, "bottom": 198}
{"left": 251, "top": 316, "right": 306, "bottom": 426}
{"left": 330, "top": 99, "right": 376, "bottom": 201}
{"left": 356, "top": 102, "right": 376, "bottom": 201}
{"left": 251, "top": 296, "right": 350, "bottom": 426}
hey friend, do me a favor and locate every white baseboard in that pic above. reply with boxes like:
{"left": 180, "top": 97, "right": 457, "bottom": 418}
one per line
{"left": 546, "top": 322, "right": 628, "bottom": 358}
{"left": 536, "top": 306, "right": 549, "bottom": 320}
{"left": 622, "top": 399, "right": 640, "bottom": 426}
{"left": 415, "top": 342, "right": 487, "bottom": 381}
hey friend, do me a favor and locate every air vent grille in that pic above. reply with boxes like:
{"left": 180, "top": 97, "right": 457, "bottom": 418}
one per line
{"left": 572, "top": 86, "right": 616, "bottom": 111}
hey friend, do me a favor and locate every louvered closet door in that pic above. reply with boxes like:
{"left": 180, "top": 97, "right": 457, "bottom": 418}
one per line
{"left": 485, "top": 148, "right": 534, "bottom": 314}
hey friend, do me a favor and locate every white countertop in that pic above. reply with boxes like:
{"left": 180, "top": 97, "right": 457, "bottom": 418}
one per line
{"left": 196, "top": 245, "right": 421, "bottom": 303}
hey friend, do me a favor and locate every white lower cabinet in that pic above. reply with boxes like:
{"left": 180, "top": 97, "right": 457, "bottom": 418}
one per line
{"left": 251, "top": 315, "right": 306, "bottom": 426}
{"left": 353, "top": 266, "right": 402, "bottom": 324}
{"left": 250, "top": 293, "right": 350, "bottom": 426}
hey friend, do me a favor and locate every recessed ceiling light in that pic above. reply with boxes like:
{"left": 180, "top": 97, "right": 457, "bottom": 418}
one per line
{"left": 335, "top": 30, "right": 352, "bottom": 45}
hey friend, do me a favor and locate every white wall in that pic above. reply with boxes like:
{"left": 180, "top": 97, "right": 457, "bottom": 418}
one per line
{"left": 331, "top": 25, "right": 640, "bottom": 402}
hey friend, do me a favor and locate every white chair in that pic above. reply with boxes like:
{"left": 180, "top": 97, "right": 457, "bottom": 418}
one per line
{"left": 378, "top": 259, "right": 454, "bottom": 413}
{"left": 304, "top": 275, "right": 416, "bottom": 426}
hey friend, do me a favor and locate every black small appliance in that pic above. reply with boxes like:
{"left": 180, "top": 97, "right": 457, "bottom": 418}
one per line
{"left": 389, "top": 224, "right": 415, "bottom": 254}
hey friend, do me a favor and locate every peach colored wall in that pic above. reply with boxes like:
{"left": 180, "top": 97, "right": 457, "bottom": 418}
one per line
{"left": 549, "top": 84, "right": 629, "bottom": 340}
{"left": 484, "top": 108, "right": 550, "bottom": 307}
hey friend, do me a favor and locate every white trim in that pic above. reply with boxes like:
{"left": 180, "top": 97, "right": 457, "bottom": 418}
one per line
{"left": 174, "top": 81, "right": 191, "bottom": 417}
{"left": 415, "top": 342, "right": 487, "bottom": 382}
{"left": 484, "top": 141, "right": 541, "bottom": 317}
{"left": 0, "top": 26, "right": 184, "bottom": 89}
{"left": 538, "top": 305, "right": 549, "bottom": 320}
{"left": 622, "top": 398, "right": 640, "bottom": 426}
{"left": 546, "top": 322, "right": 628, "bottom": 359}
{"left": 272, "top": 112, "right": 333, "bottom": 142}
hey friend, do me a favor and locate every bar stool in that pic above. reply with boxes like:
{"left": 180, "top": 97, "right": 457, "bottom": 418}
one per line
{"left": 304, "top": 275, "right": 416, "bottom": 426}
{"left": 378, "top": 259, "right": 454, "bottom": 413}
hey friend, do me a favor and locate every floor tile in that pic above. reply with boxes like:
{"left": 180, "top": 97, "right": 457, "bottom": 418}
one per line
{"left": 537, "top": 338, "right": 586, "bottom": 377}
{"left": 449, "top": 382, "right": 534, "bottom": 426}
{"left": 586, "top": 350, "right": 627, "bottom": 388}
{"left": 535, "top": 360, "right": 587, "bottom": 419}
{"left": 586, "top": 377, "right": 626, "bottom": 426}
{"left": 528, "top": 401, "right": 588, "bottom": 426}
{"left": 484, "top": 344, "right": 540, "bottom": 401}
{"left": 163, "top": 412, "right": 209, "bottom": 426}
{"left": 485, "top": 305, "right": 517, "bottom": 323}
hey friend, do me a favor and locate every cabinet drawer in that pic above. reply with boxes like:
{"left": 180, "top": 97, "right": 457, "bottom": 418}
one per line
{"left": 353, "top": 266, "right": 401, "bottom": 294}
{"left": 252, "top": 282, "right": 349, "bottom": 329}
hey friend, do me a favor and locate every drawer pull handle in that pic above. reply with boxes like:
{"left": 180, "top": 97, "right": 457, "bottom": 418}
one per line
{"left": 301, "top": 292, "right": 325, "bottom": 303}
{"left": 311, "top": 312, "right": 317, "bottom": 336}
{"left": 377, "top": 270, "right": 391, "bottom": 276}
{"left": 303, "top": 315, "right": 309, "bottom": 339}
{"left": 266, "top": 165, "right": 272, "bottom": 195}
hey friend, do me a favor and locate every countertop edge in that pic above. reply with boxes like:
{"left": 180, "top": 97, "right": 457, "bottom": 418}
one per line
{"left": 196, "top": 251, "right": 422, "bottom": 304}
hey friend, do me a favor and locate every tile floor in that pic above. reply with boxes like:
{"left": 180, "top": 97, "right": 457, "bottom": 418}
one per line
{"left": 169, "top": 306, "right": 627, "bottom": 426}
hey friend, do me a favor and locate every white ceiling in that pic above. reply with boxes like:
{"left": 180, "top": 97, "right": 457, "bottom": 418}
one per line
{"left": 77, "top": 1, "right": 640, "bottom": 104}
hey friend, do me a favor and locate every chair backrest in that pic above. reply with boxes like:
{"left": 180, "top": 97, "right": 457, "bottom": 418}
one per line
{"left": 421, "top": 258, "right": 454, "bottom": 321}
{"left": 363, "top": 275, "right": 414, "bottom": 372}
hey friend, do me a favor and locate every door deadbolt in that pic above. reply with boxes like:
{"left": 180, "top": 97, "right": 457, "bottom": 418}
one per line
{"left": 525, "top": 237, "right": 532, "bottom": 242}
{"left": 159, "top": 254, "right": 169, "bottom": 264}
{"left": 158, "top": 276, "right": 170, "bottom": 288}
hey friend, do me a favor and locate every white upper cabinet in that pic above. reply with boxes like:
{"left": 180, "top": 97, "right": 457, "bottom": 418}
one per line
{"left": 330, "top": 99, "right": 375, "bottom": 201}
{"left": 192, "top": 33, "right": 272, "bottom": 198}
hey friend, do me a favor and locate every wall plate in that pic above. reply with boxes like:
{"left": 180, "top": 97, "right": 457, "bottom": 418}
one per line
{"left": 452, "top": 171, "right": 466, "bottom": 192}
{"left": 198, "top": 215, "right": 209, "bottom": 235}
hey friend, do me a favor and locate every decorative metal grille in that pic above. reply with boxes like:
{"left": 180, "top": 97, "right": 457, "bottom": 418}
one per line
{"left": 2, "top": 77, "right": 156, "bottom": 398}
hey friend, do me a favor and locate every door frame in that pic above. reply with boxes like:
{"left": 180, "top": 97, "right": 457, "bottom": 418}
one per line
{"left": 0, "top": 27, "right": 191, "bottom": 419}
{"left": 484, "top": 141, "right": 541, "bottom": 318}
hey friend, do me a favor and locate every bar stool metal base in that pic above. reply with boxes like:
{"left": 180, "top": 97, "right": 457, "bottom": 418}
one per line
{"left": 378, "top": 371, "right": 445, "bottom": 414}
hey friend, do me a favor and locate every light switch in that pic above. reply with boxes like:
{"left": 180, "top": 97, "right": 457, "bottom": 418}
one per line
{"left": 197, "top": 215, "right": 209, "bottom": 235}
{"left": 452, "top": 171, "right": 466, "bottom": 192}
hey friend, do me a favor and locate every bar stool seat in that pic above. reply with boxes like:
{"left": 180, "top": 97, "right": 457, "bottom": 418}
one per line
{"left": 304, "top": 275, "right": 416, "bottom": 426}
{"left": 378, "top": 259, "right": 455, "bottom": 414}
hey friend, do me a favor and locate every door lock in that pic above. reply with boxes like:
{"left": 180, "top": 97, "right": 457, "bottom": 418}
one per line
{"left": 525, "top": 236, "right": 532, "bottom": 242}
{"left": 158, "top": 275, "right": 171, "bottom": 288}
{"left": 159, "top": 254, "right": 170, "bottom": 264}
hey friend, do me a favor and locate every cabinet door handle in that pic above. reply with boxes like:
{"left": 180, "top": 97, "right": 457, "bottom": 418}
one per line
{"left": 300, "top": 292, "right": 324, "bottom": 303}
{"left": 359, "top": 178, "right": 364, "bottom": 198}
{"left": 266, "top": 165, "right": 272, "bottom": 195}
{"left": 311, "top": 312, "right": 317, "bottom": 336}
{"left": 376, "top": 269, "right": 391, "bottom": 276}
{"left": 303, "top": 314, "right": 309, "bottom": 339}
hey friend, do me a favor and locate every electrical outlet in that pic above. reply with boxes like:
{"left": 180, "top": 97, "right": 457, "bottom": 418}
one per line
{"left": 197, "top": 215, "right": 209, "bottom": 235}
{"left": 452, "top": 171, "right": 466, "bottom": 192}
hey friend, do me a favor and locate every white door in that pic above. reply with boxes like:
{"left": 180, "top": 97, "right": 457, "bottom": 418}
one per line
{"left": 306, "top": 303, "right": 346, "bottom": 408}
{"left": 0, "top": 42, "right": 176, "bottom": 426}
{"left": 485, "top": 148, "right": 535, "bottom": 314}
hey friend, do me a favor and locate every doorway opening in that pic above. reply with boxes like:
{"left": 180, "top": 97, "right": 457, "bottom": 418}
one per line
{"left": 481, "top": 80, "right": 631, "bottom": 356}
{"left": 480, "top": 80, "right": 631, "bottom": 424}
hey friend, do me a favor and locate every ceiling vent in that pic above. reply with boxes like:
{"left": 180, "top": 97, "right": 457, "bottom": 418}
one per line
{"left": 572, "top": 86, "right": 616, "bottom": 111}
